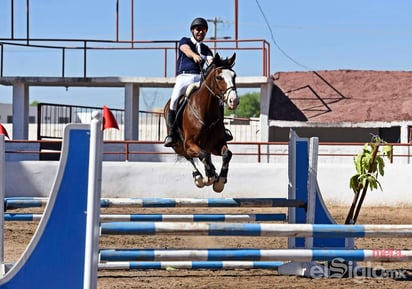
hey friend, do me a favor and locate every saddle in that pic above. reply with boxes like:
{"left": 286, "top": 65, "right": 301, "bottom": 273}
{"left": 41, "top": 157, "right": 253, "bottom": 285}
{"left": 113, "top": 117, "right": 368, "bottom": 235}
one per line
{"left": 185, "top": 82, "right": 200, "bottom": 98}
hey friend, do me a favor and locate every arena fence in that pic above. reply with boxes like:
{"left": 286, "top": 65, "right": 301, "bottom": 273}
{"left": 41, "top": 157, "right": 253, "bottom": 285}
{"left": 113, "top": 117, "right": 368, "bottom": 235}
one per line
{"left": 37, "top": 103, "right": 260, "bottom": 142}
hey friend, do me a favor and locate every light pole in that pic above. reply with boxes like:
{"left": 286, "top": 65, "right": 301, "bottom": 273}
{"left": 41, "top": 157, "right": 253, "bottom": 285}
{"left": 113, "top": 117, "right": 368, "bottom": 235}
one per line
{"left": 207, "top": 17, "right": 231, "bottom": 54}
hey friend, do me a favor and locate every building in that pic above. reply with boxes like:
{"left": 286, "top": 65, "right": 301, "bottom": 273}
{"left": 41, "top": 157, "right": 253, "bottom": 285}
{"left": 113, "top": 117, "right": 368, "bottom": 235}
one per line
{"left": 268, "top": 70, "right": 412, "bottom": 143}
{"left": 0, "top": 103, "right": 37, "bottom": 124}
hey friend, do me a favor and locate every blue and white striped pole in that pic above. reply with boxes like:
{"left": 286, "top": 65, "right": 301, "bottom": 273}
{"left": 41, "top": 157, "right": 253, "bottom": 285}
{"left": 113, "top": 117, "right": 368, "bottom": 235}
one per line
{"left": 4, "top": 197, "right": 304, "bottom": 209}
{"left": 100, "top": 222, "right": 412, "bottom": 238}
{"left": 3, "top": 213, "right": 286, "bottom": 222}
{"left": 98, "top": 261, "right": 284, "bottom": 270}
{"left": 99, "top": 248, "right": 412, "bottom": 262}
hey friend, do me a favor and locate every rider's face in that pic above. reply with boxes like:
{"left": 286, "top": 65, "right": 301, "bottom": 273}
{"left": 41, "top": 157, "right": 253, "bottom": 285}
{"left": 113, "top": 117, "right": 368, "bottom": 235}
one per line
{"left": 192, "top": 26, "right": 207, "bottom": 42}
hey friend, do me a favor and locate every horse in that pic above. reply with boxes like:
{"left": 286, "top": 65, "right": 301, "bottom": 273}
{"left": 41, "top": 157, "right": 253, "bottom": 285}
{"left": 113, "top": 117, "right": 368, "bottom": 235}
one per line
{"left": 163, "top": 53, "right": 240, "bottom": 192}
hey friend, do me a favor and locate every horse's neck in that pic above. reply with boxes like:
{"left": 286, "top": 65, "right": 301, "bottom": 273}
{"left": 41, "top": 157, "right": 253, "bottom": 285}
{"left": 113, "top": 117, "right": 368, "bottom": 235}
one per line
{"left": 190, "top": 77, "right": 220, "bottom": 119}
{"left": 202, "top": 76, "right": 220, "bottom": 104}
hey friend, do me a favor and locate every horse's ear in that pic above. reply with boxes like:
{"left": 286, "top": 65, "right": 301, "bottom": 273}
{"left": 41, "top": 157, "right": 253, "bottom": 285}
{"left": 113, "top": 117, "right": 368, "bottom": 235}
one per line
{"left": 213, "top": 53, "right": 222, "bottom": 66}
{"left": 227, "top": 53, "right": 236, "bottom": 67}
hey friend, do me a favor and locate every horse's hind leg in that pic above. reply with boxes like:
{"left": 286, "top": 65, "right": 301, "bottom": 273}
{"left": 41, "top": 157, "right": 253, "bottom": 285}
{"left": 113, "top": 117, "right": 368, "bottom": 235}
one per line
{"left": 213, "top": 146, "right": 232, "bottom": 193}
{"left": 188, "top": 158, "right": 205, "bottom": 188}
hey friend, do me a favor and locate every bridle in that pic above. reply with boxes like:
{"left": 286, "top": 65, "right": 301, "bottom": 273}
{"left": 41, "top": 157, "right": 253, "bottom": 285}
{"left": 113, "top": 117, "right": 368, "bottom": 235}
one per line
{"left": 201, "top": 64, "right": 237, "bottom": 105}
{"left": 187, "top": 64, "right": 237, "bottom": 129}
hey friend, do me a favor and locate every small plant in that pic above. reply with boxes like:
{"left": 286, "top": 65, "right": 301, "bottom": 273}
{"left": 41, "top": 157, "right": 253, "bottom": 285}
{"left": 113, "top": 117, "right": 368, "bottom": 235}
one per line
{"left": 345, "top": 135, "right": 392, "bottom": 224}
{"left": 349, "top": 137, "right": 392, "bottom": 193}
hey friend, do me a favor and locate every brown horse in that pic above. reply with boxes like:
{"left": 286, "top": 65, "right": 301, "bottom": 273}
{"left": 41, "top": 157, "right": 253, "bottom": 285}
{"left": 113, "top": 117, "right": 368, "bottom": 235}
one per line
{"left": 164, "top": 53, "right": 240, "bottom": 192}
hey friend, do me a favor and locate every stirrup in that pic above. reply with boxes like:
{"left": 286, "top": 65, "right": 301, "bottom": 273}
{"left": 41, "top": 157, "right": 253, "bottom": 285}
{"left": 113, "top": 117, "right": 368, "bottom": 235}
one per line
{"left": 164, "top": 135, "right": 175, "bottom": 147}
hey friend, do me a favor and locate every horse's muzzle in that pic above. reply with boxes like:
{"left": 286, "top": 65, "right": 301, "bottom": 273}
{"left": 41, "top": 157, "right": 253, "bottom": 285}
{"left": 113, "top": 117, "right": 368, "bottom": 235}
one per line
{"left": 226, "top": 91, "right": 239, "bottom": 110}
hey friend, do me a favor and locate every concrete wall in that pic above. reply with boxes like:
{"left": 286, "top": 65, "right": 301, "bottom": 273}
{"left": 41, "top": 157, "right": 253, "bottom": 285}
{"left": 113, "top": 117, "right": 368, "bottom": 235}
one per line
{"left": 5, "top": 160, "right": 412, "bottom": 206}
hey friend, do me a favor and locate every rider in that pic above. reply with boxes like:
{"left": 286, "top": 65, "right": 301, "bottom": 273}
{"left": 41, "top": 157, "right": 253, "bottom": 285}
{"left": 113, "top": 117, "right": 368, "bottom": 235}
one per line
{"left": 164, "top": 17, "right": 233, "bottom": 147}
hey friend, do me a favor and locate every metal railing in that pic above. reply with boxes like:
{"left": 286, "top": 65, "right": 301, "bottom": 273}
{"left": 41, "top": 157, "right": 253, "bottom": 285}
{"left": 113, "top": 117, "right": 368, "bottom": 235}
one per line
{"left": 37, "top": 103, "right": 261, "bottom": 142}
{"left": 0, "top": 0, "right": 270, "bottom": 78}
{"left": 37, "top": 103, "right": 125, "bottom": 140}
{"left": 0, "top": 38, "right": 270, "bottom": 78}
{"left": 4, "top": 140, "right": 412, "bottom": 164}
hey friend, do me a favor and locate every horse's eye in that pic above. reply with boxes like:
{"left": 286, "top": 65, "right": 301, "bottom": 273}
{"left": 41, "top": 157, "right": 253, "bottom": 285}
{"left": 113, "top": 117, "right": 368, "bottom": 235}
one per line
{"left": 216, "top": 75, "right": 223, "bottom": 81}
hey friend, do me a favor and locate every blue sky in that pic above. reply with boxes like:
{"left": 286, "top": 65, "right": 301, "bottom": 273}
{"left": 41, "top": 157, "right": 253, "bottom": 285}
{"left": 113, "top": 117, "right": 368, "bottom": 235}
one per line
{"left": 1, "top": 0, "right": 412, "bottom": 110}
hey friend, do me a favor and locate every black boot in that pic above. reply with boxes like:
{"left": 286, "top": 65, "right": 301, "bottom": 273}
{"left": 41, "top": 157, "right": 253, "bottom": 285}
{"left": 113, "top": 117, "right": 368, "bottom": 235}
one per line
{"left": 224, "top": 128, "right": 233, "bottom": 142}
{"left": 220, "top": 105, "right": 233, "bottom": 142}
{"left": 164, "top": 110, "right": 177, "bottom": 147}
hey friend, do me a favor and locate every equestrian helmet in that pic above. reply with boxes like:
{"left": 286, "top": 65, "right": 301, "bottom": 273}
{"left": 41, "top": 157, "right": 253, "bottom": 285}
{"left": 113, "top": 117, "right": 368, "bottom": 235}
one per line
{"left": 190, "top": 17, "right": 208, "bottom": 31}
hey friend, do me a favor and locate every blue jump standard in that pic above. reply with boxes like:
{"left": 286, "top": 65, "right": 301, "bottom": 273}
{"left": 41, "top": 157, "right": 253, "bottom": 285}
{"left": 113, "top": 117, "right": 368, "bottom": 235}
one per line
{"left": 0, "top": 126, "right": 91, "bottom": 289}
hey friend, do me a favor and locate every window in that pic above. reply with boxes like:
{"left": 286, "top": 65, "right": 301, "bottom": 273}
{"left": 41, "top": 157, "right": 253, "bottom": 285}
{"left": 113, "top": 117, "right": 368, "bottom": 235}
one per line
{"left": 58, "top": 117, "right": 69, "bottom": 124}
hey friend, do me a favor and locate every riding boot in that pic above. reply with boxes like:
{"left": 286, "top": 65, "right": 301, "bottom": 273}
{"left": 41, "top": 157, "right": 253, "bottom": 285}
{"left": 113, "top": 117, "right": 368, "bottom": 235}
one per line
{"left": 164, "top": 110, "right": 177, "bottom": 147}
{"left": 224, "top": 128, "right": 233, "bottom": 142}
{"left": 220, "top": 105, "right": 234, "bottom": 142}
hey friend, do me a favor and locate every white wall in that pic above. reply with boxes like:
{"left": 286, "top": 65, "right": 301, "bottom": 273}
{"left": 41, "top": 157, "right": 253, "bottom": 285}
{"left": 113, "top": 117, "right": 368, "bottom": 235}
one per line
{"left": 5, "top": 161, "right": 412, "bottom": 206}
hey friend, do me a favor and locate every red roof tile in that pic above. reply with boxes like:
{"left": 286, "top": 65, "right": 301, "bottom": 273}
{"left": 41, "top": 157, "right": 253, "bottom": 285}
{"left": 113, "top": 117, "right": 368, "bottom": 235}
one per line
{"left": 270, "top": 70, "right": 412, "bottom": 122}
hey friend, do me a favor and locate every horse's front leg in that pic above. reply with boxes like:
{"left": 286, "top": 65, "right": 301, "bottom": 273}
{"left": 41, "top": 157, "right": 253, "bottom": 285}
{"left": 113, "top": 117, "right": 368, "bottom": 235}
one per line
{"left": 187, "top": 158, "right": 205, "bottom": 188}
{"left": 198, "top": 151, "right": 217, "bottom": 186}
{"left": 213, "top": 145, "right": 232, "bottom": 193}
{"left": 185, "top": 141, "right": 216, "bottom": 187}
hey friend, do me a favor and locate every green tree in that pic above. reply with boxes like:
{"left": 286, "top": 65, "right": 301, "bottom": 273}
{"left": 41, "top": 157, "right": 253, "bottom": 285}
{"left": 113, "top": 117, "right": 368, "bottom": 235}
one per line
{"left": 225, "top": 92, "right": 260, "bottom": 118}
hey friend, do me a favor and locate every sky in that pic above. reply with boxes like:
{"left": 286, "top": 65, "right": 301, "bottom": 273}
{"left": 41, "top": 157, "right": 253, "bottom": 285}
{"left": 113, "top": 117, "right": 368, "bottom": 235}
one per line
{"left": 1, "top": 0, "right": 412, "bottom": 110}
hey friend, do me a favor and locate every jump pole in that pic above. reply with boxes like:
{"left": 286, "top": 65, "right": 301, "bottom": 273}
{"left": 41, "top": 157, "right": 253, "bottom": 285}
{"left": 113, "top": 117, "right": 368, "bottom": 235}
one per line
{"left": 4, "top": 197, "right": 304, "bottom": 209}
{"left": 99, "top": 248, "right": 412, "bottom": 262}
{"left": 100, "top": 222, "right": 412, "bottom": 238}
{"left": 3, "top": 213, "right": 287, "bottom": 222}
{"left": 99, "top": 261, "right": 284, "bottom": 270}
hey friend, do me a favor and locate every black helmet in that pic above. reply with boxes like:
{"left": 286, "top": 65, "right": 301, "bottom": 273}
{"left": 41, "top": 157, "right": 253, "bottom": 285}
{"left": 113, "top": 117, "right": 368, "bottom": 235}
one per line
{"left": 190, "top": 17, "right": 208, "bottom": 31}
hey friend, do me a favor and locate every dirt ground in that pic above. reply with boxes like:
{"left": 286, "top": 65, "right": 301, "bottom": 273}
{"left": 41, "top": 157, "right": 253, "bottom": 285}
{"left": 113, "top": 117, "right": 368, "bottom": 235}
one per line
{"left": 3, "top": 206, "right": 412, "bottom": 289}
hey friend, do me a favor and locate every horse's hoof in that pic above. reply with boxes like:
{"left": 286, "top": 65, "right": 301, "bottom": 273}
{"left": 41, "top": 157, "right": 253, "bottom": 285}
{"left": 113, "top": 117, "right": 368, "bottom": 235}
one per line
{"left": 213, "top": 182, "right": 224, "bottom": 192}
{"left": 213, "top": 177, "right": 226, "bottom": 193}
{"left": 203, "top": 176, "right": 215, "bottom": 186}
{"left": 194, "top": 175, "right": 205, "bottom": 188}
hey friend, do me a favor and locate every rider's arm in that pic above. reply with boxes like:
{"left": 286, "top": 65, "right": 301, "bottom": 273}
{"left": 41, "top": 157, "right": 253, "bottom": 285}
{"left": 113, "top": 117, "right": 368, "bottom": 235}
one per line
{"left": 180, "top": 44, "right": 203, "bottom": 63}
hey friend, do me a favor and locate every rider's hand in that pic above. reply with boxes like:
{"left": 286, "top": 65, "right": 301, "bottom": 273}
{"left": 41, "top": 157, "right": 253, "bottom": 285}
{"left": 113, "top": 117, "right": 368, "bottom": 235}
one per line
{"left": 193, "top": 54, "right": 203, "bottom": 63}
